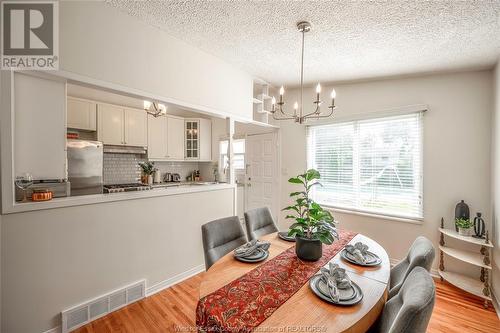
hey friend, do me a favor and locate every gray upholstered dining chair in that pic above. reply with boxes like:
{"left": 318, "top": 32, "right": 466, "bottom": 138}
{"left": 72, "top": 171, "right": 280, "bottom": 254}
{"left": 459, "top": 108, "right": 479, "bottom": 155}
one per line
{"left": 244, "top": 207, "right": 278, "bottom": 241}
{"left": 375, "top": 267, "right": 435, "bottom": 333}
{"left": 201, "top": 216, "right": 248, "bottom": 270}
{"left": 389, "top": 236, "right": 435, "bottom": 299}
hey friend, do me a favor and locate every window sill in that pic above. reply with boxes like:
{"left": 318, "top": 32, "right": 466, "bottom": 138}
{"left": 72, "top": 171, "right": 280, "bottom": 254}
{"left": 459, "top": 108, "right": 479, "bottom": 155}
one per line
{"left": 324, "top": 206, "right": 423, "bottom": 225}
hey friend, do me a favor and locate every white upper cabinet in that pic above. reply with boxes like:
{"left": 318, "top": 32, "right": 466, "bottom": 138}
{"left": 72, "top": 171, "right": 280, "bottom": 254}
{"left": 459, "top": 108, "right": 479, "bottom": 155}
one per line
{"left": 67, "top": 97, "right": 97, "bottom": 131}
{"left": 124, "top": 108, "right": 147, "bottom": 146}
{"left": 167, "top": 116, "right": 185, "bottom": 160}
{"left": 147, "top": 115, "right": 184, "bottom": 160}
{"left": 14, "top": 72, "right": 67, "bottom": 180}
{"left": 185, "top": 118, "right": 212, "bottom": 161}
{"left": 199, "top": 118, "right": 212, "bottom": 161}
{"left": 147, "top": 115, "right": 167, "bottom": 159}
{"left": 97, "top": 103, "right": 124, "bottom": 145}
{"left": 97, "top": 104, "right": 147, "bottom": 147}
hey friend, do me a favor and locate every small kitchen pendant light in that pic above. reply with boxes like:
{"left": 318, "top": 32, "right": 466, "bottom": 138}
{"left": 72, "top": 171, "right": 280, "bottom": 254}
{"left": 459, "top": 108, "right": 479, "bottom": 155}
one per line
{"left": 144, "top": 100, "right": 167, "bottom": 117}
{"left": 271, "top": 21, "right": 337, "bottom": 124}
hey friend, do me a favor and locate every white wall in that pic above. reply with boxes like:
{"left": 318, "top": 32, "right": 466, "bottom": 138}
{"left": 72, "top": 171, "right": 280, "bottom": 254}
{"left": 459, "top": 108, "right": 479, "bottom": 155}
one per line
{"left": 1, "top": 189, "right": 234, "bottom": 333}
{"left": 59, "top": 1, "right": 252, "bottom": 119}
{"left": 491, "top": 61, "right": 500, "bottom": 302}
{"left": 278, "top": 71, "right": 493, "bottom": 273}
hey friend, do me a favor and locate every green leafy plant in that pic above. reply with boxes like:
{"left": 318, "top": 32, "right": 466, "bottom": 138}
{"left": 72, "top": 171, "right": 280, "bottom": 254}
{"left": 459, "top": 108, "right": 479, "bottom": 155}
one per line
{"left": 455, "top": 217, "right": 473, "bottom": 229}
{"left": 138, "top": 161, "right": 156, "bottom": 175}
{"left": 283, "top": 169, "right": 338, "bottom": 244}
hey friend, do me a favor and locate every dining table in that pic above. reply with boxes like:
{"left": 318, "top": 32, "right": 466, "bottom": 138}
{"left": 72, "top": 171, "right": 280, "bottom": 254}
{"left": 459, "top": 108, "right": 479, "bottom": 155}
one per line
{"left": 198, "top": 231, "right": 390, "bottom": 333}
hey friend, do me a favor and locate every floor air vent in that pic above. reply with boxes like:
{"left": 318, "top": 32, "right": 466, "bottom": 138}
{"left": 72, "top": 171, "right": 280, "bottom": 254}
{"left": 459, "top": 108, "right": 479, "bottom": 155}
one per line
{"left": 61, "top": 280, "right": 145, "bottom": 333}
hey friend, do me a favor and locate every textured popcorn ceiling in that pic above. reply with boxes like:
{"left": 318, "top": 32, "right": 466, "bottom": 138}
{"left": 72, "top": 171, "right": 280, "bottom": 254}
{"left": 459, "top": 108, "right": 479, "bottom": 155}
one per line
{"left": 107, "top": 0, "right": 500, "bottom": 86}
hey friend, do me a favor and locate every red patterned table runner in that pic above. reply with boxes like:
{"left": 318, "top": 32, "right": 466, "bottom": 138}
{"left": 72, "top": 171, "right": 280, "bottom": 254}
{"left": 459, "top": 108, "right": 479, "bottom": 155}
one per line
{"left": 196, "top": 229, "right": 357, "bottom": 333}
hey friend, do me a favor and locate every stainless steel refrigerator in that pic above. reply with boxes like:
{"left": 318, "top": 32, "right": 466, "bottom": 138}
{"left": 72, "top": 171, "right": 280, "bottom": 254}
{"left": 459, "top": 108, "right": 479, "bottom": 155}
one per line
{"left": 67, "top": 139, "right": 103, "bottom": 196}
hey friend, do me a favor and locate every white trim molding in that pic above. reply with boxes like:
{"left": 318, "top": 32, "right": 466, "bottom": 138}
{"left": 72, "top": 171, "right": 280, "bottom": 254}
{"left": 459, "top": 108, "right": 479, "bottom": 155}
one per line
{"left": 146, "top": 264, "right": 205, "bottom": 297}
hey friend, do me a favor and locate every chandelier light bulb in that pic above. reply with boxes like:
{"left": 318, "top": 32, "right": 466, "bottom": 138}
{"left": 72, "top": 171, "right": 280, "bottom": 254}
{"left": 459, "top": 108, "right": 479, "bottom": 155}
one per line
{"left": 271, "top": 96, "right": 276, "bottom": 105}
{"left": 331, "top": 88, "right": 337, "bottom": 99}
{"left": 316, "top": 83, "right": 321, "bottom": 94}
{"left": 143, "top": 100, "right": 152, "bottom": 110}
{"left": 294, "top": 101, "right": 299, "bottom": 110}
{"left": 279, "top": 86, "right": 285, "bottom": 95}
{"left": 158, "top": 103, "right": 167, "bottom": 115}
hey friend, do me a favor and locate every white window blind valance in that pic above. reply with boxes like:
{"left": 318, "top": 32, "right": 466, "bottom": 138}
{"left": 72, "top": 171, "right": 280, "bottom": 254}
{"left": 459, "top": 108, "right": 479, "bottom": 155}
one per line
{"left": 307, "top": 112, "right": 423, "bottom": 220}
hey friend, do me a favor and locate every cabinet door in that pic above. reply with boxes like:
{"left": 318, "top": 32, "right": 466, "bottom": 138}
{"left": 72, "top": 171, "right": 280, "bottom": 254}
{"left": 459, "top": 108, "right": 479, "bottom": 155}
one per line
{"left": 199, "top": 118, "right": 212, "bottom": 161}
{"left": 185, "top": 120, "right": 199, "bottom": 159}
{"left": 98, "top": 104, "right": 124, "bottom": 145}
{"left": 124, "top": 108, "right": 147, "bottom": 146}
{"left": 167, "top": 116, "right": 185, "bottom": 159}
{"left": 147, "top": 115, "right": 167, "bottom": 159}
{"left": 67, "top": 97, "right": 97, "bottom": 131}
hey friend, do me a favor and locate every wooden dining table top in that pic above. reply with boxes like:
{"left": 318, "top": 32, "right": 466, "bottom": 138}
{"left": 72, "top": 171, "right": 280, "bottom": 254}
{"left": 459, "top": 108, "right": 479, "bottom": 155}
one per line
{"left": 199, "top": 232, "right": 390, "bottom": 333}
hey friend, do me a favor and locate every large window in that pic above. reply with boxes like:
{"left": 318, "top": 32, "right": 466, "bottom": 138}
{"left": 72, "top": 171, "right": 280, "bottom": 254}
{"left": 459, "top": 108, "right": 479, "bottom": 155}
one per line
{"left": 307, "top": 112, "right": 423, "bottom": 220}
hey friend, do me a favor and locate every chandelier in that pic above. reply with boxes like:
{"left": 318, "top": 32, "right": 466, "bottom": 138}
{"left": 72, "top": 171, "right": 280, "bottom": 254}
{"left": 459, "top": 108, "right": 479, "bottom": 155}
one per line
{"left": 143, "top": 100, "right": 167, "bottom": 117}
{"left": 271, "top": 21, "right": 336, "bottom": 124}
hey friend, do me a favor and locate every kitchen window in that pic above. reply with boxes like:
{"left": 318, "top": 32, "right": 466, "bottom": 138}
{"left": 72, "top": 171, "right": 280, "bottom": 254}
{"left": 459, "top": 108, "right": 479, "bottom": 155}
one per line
{"left": 307, "top": 112, "right": 423, "bottom": 220}
{"left": 220, "top": 139, "right": 245, "bottom": 171}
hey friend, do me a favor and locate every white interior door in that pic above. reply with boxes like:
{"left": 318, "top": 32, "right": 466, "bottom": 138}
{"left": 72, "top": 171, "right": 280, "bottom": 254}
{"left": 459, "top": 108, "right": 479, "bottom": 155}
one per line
{"left": 245, "top": 133, "right": 279, "bottom": 221}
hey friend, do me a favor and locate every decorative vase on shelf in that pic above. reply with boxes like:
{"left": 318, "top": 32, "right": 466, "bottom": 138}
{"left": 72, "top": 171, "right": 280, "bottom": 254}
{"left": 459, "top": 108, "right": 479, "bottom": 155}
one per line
{"left": 458, "top": 227, "right": 473, "bottom": 237}
{"left": 455, "top": 200, "right": 470, "bottom": 232}
{"left": 473, "top": 212, "right": 486, "bottom": 239}
{"left": 147, "top": 175, "right": 153, "bottom": 185}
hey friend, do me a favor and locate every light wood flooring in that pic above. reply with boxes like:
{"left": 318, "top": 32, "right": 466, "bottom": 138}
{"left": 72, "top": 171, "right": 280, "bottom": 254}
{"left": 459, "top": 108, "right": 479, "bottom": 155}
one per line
{"left": 75, "top": 273, "right": 499, "bottom": 333}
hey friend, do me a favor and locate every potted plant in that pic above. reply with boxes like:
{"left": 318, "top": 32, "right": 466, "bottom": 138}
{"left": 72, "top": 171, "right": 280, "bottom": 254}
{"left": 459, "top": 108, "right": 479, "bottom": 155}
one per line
{"left": 138, "top": 161, "right": 155, "bottom": 185}
{"left": 283, "top": 169, "right": 338, "bottom": 261}
{"left": 455, "top": 217, "right": 473, "bottom": 236}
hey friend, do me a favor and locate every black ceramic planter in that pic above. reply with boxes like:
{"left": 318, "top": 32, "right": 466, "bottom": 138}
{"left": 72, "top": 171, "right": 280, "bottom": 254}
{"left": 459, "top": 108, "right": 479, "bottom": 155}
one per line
{"left": 295, "top": 236, "right": 322, "bottom": 261}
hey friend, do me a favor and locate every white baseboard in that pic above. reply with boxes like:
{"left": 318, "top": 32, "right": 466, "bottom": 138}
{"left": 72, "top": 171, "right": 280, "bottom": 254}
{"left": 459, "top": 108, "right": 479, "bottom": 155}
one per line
{"left": 42, "top": 326, "right": 61, "bottom": 333}
{"left": 492, "top": 291, "right": 500, "bottom": 319}
{"left": 146, "top": 264, "right": 205, "bottom": 297}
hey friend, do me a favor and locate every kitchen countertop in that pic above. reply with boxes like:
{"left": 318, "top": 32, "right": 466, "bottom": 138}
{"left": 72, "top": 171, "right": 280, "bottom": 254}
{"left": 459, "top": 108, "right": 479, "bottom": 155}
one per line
{"left": 5, "top": 182, "right": 235, "bottom": 214}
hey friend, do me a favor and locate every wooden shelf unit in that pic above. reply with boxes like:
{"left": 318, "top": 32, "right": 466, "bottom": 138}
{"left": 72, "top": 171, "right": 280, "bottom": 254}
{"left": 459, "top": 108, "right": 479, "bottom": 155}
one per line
{"left": 438, "top": 220, "right": 492, "bottom": 308}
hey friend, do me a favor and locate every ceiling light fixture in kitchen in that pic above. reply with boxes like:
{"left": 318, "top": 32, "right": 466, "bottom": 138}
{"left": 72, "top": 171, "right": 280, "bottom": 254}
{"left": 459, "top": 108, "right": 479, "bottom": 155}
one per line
{"left": 144, "top": 101, "right": 167, "bottom": 117}
{"left": 271, "top": 21, "right": 337, "bottom": 124}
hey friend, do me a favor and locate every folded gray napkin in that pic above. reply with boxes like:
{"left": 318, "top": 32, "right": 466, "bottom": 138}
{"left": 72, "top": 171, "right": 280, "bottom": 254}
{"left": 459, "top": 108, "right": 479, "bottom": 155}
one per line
{"left": 345, "top": 242, "right": 369, "bottom": 264}
{"left": 320, "top": 262, "right": 352, "bottom": 302}
{"left": 234, "top": 240, "right": 270, "bottom": 257}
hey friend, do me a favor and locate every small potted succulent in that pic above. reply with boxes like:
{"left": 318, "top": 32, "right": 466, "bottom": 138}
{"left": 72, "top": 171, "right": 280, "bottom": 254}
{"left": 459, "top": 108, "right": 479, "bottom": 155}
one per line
{"left": 283, "top": 169, "right": 338, "bottom": 261}
{"left": 455, "top": 217, "right": 473, "bottom": 236}
{"left": 138, "top": 161, "right": 155, "bottom": 185}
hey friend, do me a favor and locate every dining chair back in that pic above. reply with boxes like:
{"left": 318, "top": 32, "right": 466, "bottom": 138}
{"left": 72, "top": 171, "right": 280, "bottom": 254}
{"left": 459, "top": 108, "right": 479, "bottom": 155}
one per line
{"left": 201, "top": 216, "right": 247, "bottom": 270}
{"left": 377, "top": 267, "right": 435, "bottom": 333}
{"left": 244, "top": 207, "right": 278, "bottom": 241}
{"left": 389, "top": 236, "right": 435, "bottom": 298}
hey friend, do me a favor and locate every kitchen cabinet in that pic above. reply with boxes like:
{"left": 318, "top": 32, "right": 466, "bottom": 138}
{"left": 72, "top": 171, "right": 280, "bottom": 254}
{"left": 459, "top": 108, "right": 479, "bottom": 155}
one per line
{"left": 14, "top": 72, "right": 67, "bottom": 180}
{"left": 124, "top": 108, "right": 148, "bottom": 146}
{"left": 98, "top": 103, "right": 124, "bottom": 145}
{"left": 147, "top": 115, "right": 184, "bottom": 160}
{"left": 97, "top": 103, "right": 147, "bottom": 146}
{"left": 67, "top": 97, "right": 97, "bottom": 131}
{"left": 185, "top": 118, "right": 211, "bottom": 161}
{"left": 167, "top": 116, "right": 185, "bottom": 159}
{"left": 147, "top": 115, "right": 167, "bottom": 159}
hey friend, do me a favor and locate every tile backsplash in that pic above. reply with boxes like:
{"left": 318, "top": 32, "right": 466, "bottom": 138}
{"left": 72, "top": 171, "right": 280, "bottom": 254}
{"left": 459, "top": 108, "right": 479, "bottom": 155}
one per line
{"left": 103, "top": 153, "right": 145, "bottom": 185}
{"left": 103, "top": 153, "right": 203, "bottom": 184}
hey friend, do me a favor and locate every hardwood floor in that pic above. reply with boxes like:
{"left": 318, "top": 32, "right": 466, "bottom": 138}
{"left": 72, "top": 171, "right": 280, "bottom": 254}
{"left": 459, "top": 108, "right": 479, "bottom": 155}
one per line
{"left": 75, "top": 274, "right": 499, "bottom": 333}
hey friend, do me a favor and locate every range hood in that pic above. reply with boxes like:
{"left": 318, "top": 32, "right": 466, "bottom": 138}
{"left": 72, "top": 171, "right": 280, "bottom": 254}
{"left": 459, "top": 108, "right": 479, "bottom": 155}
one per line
{"left": 103, "top": 145, "right": 147, "bottom": 155}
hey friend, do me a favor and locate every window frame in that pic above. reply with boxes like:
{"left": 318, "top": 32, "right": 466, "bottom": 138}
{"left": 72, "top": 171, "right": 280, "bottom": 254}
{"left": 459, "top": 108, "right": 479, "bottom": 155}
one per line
{"left": 307, "top": 110, "right": 424, "bottom": 222}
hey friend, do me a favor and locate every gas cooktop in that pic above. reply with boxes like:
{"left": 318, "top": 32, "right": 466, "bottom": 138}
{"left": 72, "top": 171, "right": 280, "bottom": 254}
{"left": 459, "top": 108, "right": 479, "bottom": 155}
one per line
{"left": 103, "top": 183, "right": 152, "bottom": 193}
